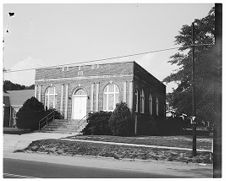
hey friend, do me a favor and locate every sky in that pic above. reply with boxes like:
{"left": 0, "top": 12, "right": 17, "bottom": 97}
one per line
{"left": 3, "top": 3, "right": 214, "bottom": 92}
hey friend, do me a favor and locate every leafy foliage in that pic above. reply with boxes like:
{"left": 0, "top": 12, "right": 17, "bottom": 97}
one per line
{"left": 164, "top": 7, "right": 219, "bottom": 123}
{"left": 82, "top": 111, "right": 112, "bottom": 135}
{"left": 16, "top": 97, "right": 46, "bottom": 130}
{"left": 45, "top": 108, "right": 64, "bottom": 119}
{"left": 158, "top": 117, "right": 184, "bottom": 135}
{"left": 3, "top": 80, "right": 34, "bottom": 92}
{"left": 109, "top": 102, "right": 132, "bottom": 136}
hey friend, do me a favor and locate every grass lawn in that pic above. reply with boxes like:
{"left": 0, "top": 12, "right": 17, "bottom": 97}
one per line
{"left": 66, "top": 135, "right": 212, "bottom": 151}
{"left": 20, "top": 139, "right": 212, "bottom": 164}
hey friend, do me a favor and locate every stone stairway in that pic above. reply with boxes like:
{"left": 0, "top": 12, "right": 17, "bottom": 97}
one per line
{"left": 40, "top": 119, "right": 88, "bottom": 133}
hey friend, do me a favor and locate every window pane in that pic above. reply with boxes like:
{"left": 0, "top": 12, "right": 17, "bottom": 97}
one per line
{"left": 49, "top": 95, "right": 54, "bottom": 108}
{"left": 49, "top": 87, "right": 54, "bottom": 94}
{"left": 156, "top": 98, "right": 159, "bottom": 116}
{"left": 115, "top": 85, "right": 119, "bottom": 92}
{"left": 149, "top": 100, "right": 152, "bottom": 115}
{"left": 45, "top": 95, "right": 48, "bottom": 107}
{"left": 103, "top": 94, "right": 107, "bottom": 110}
{"left": 108, "top": 94, "right": 114, "bottom": 110}
{"left": 115, "top": 93, "right": 119, "bottom": 104}
{"left": 141, "top": 97, "right": 144, "bottom": 113}
{"left": 104, "top": 86, "right": 108, "bottom": 93}
{"left": 108, "top": 84, "right": 114, "bottom": 92}
{"left": 54, "top": 95, "right": 57, "bottom": 108}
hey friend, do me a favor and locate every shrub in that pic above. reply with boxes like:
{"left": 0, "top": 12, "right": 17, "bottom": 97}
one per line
{"left": 109, "top": 102, "right": 132, "bottom": 136}
{"left": 82, "top": 111, "right": 112, "bottom": 135}
{"left": 45, "top": 108, "right": 64, "bottom": 119}
{"left": 157, "top": 117, "right": 184, "bottom": 135}
{"left": 16, "top": 97, "right": 46, "bottom": 130}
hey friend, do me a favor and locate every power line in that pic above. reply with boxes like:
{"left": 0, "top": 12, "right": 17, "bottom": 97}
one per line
{"left": 3, "top": 43, "right": 214, "bottom": 74}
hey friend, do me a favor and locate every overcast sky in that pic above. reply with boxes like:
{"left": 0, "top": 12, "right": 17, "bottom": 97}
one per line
{"left": 3, "top": 3, "right": 214, "bottom": 92}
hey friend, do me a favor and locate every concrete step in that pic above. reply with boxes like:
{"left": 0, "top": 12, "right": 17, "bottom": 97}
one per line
{"left": 40, "top": 118, "right": 87, "bottom": 133}
{"left": 40, "top": 130, "right": 79, "bottom": 134}
{"left": 43, "top": 124, "right": 80, "bottom": 129}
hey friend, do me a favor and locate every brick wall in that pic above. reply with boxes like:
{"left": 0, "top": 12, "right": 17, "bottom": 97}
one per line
{"left": 35, "top": 61, "right": 134, "bottom": 119}
{"left": 133, "top": 62, "right": 166, "bottom": 135}
{"left": 36, "top": 62, "right": 134, "bottom": 80}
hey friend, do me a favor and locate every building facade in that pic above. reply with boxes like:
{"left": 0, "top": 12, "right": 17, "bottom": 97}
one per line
{"left": 35, "top": 61, "right": 166, "bottom": 135}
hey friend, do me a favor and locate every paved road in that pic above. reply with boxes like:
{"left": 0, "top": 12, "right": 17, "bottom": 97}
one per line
{"left": 4, "top": 158, "right": 186, "bottom": 178}
{"left": 3, "top": 152, "right": 213, "bottom": 178}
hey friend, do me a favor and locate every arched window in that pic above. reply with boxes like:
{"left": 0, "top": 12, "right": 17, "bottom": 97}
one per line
{"left": 45, "top": 86, "right": 57, "bottom": 109}
{"left": 140, "top": 89, "right": 145, "bottom": 113}
{"left": 135, "top": 89, "right": 139, "bottom": 113}
{"left": 156, "top": 97, "right": 159, "bottom": 116}
{"left": 103, "top": 84, "right": 119, "bottom": 111}
{"left": 149, "top": 93, "right": 153, "bottom": 115}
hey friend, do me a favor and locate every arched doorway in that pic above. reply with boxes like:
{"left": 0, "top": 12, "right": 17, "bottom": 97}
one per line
{"left": 72, "top": 89, "right": 87, "bottom": 120}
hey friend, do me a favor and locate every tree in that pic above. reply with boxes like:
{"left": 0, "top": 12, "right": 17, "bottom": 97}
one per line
{"left": 82, "top": 111, "right": 112, "bottom": 135}
{"left": 109, "top": 102, "right": 132, "bottom": 136}
{"left": 163, "top": 7, "right": 217, "bottom": 123}
{"left": 16, "top": 97, "right": 46, "bottom": 130}
{"left": 3, "top": 80, "right": 34, "bottom": 91}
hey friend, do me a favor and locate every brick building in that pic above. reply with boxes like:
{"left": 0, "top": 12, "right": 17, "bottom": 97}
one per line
{"left": 35, "top": 61, "right": 166, "bottom": 135}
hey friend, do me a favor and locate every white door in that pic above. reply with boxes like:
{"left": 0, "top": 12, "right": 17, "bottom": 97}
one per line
{"left": 72, "top": 96, "right": 87, "bottom": 120}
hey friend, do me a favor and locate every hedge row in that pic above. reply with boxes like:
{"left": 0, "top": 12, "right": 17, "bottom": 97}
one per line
{"left": 82, "top": 102, "right": 132, "bottom": 136}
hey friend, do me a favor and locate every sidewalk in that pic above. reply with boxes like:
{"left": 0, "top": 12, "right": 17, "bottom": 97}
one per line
{"left": 4, "top": 152, "right": 213, "bottom": 178}
{"left": 3, "top": 132, "right": 77, "bottom": 153}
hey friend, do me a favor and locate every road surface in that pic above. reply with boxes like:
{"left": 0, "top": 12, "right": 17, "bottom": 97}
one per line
{"left": 3, "top": 152, "right": 213, "bottom": 178}
{"left": 4, "top": 158, "right": 186, "bottom": 178}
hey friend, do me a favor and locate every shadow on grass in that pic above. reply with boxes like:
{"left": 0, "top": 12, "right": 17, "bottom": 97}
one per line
{"left": 3, "top": 127, "right": 32, "bottom": 135}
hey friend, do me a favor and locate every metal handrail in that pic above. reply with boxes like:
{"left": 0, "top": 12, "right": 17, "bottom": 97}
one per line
{"left": 38, "top": 110, "right": 55, "bottom": 131}
{"left": 76, "top": 114, "right": 89, "bottom": 131}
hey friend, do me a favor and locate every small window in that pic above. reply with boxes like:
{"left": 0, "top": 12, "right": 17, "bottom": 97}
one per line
{"left": 135, "top": 89, "right": 139, "bottom": 113}
{"left": 149, "top": 93, "right": 153, "bottom": 115}
{"left": 156, "top": 97, "right": 159, "bottom": 116}
{"left": 140, "top": 89, "right": 145, "bottom": 113}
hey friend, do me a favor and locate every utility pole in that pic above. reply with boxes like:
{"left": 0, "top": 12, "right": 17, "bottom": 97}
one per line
{"left": 191, "top": 22, "right": 197, "bottom": 156}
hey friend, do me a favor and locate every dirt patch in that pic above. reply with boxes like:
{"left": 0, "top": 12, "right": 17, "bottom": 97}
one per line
{"left": 20, "top": 139, "right": 212, "bottom": 164}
